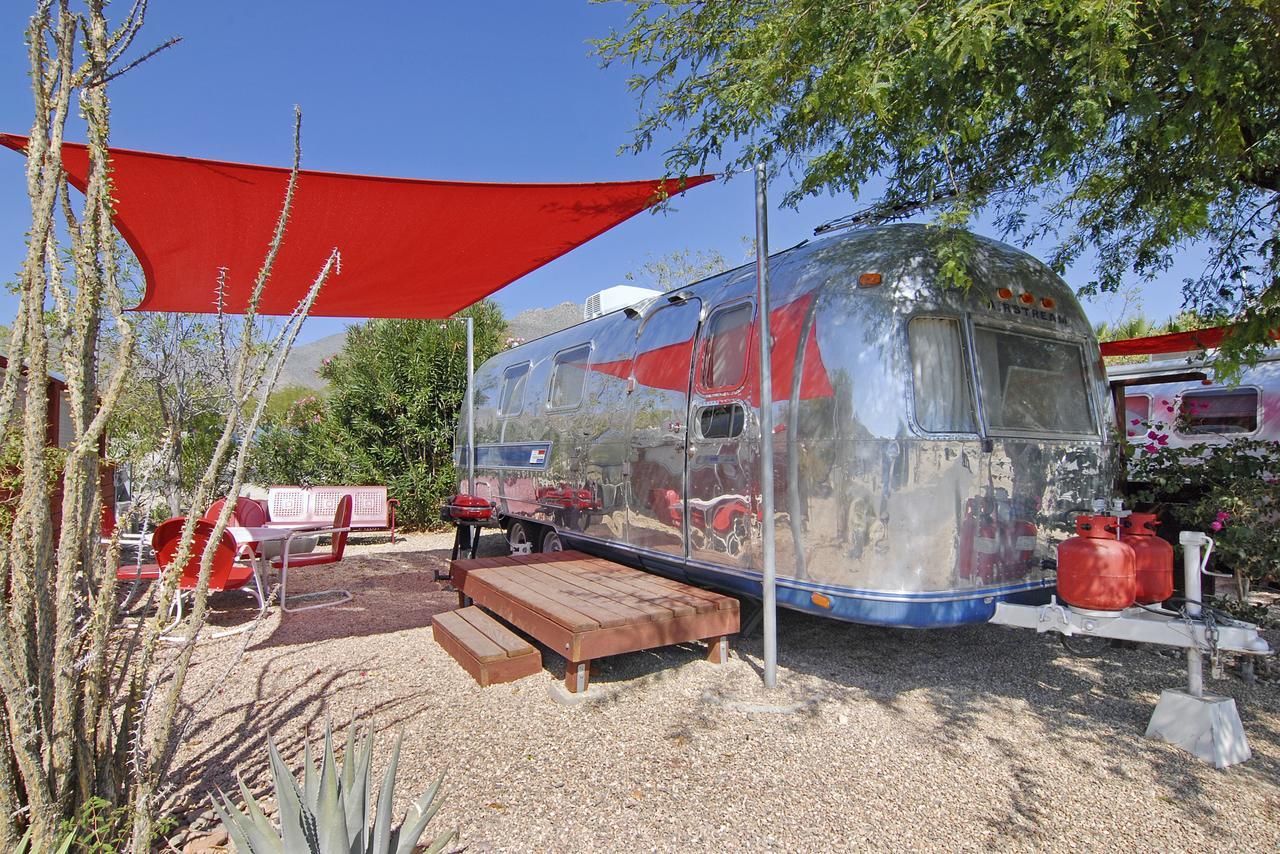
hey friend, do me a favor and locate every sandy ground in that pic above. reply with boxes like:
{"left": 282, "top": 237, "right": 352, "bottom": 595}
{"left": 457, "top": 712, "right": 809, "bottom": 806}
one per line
{"left": 167, "top": 531, "right": 1280, "bottom": 852}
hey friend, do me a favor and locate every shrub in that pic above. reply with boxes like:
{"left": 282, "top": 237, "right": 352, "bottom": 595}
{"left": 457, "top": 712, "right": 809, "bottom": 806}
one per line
{"left": 251, "top": 303, "right": 507, "bottom": 528}
{"left": 1125, "top": 412, "right": 1280, "bottom": 602}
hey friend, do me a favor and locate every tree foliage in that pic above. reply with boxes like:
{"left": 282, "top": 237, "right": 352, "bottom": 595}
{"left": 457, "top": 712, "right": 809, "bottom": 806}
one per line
{"left": 251, "top": 303, "right": 508, "bottom": 527}
{"left": 623, "top": 244, "right": 742, "bottom": 291}
{"left": 595, "top": 0, "right": 1280, "bottom": 365}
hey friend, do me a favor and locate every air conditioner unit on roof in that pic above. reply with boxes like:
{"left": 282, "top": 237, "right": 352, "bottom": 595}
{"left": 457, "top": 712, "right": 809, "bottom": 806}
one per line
{"left": 583, "top": 285, "right": 662, "bottom": 320}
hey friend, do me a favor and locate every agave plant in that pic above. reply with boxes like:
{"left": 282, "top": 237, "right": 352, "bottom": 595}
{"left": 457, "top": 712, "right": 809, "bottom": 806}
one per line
{"left": 212, "top": 722, "right": 453, "bottom": 854}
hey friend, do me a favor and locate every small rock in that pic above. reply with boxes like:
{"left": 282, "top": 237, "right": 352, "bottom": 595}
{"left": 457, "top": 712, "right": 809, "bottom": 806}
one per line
{"left": 182, "top": 829, "right": 229, "bottom": 853}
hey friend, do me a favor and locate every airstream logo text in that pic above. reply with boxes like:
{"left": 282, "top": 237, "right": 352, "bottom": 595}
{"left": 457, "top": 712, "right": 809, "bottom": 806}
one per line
{"left": 986, "top": 300, "right": 1069, "bottom": 326}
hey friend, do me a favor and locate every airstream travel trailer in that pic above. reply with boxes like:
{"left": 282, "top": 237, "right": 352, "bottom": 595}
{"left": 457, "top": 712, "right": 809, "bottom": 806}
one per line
{"left": 1109, "top": 350, "right": 1280, "bottom": 448}
{"left": 453, "top": 224, "right": 1116, "bottom": 628}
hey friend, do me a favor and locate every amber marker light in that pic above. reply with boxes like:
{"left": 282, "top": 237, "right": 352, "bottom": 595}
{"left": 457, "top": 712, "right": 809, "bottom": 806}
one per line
{"left": 1041, "top": 297, "right": 1056, "bottom": 309}
{"left": 1019, "top": 292, "right": 1035, "bottom": 305}
{"left": 858, "top": 272, "right": 882, "bottom": 287}
{"left": 811, "top": 592, "right": 832, "bottom": 609}
{"left": 996, "top": 288, "right": 1013, "bottom": 300}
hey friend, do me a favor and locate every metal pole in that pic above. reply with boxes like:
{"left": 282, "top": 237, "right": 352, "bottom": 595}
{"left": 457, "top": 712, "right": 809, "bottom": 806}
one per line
{"left": 754, "top": 162, "right": 778, "bottom": 689}
{"left": 466, "top": 315, "right": 475, "bottom": 494}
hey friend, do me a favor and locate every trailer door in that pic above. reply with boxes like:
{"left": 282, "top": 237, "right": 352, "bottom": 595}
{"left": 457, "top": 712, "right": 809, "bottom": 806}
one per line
{"left": 624, "top": 298, "right": 702, "bottom": 560}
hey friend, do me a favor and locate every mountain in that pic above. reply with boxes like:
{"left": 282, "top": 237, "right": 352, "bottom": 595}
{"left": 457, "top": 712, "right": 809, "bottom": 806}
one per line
{"left": 506, "top": 301, "right": 583, "bottom": 343}
{"left": 276, "top": 301, "right": 586, "bottom": 390}
{"left": 276, "top": 331, "right": 346, "bottom": 390}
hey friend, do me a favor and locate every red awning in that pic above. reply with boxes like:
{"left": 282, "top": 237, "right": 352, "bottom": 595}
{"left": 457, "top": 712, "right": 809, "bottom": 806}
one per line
{"left": 1099, "top": 325, "right": 1280, "bottom": 357}
{"left": 0, "top": 134, "right": 713, "bottom": 318}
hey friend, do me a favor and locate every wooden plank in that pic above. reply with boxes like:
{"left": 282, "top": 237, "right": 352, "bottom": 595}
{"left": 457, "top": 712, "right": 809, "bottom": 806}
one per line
{"left": 433, "top": 619, "right": 541, "bottom": 687}
{"left": 530, "top": 561, "right": 682, "bottom": 621}
{"left": 572, "top": 606, "right": 739, "bottom": 661}
{"left": 559, "top": 563, "right": 704, "bottom": 617}
{"left": 451, "top": 555, "right": 508, "bottom": 573}
{"left": 469, "top": 568, "right": 601, "bottom": 632}
{"left": 456, "top": 607, "right": 535, "bottom": 658}
{"left": 517, "top": 563, "right": 664, "bottom": 625}
{"left": 464, "top": 573, "right": 577, "bottom": 656}
{"left": 483, "top": 565, "right": 630, "bottom": 629}
{"left": 432, "top": 610, "right": 507, "bottom": 662}
{"left": 618, "top": 569, "right": 738, "bottom": 611}
{"left": 575, "top": 557, "right": 725, "bottom": 612}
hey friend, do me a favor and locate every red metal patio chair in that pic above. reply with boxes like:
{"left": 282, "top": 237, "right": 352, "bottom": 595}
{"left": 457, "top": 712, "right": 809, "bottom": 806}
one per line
{"left": 116, "top": 517, "right": 266, "bottom": 639}
{"left": 271, "top": 494, "right": 353, "bottom": 612}
{"left": 203, "top": 496, "right": 270, "bottom": 560}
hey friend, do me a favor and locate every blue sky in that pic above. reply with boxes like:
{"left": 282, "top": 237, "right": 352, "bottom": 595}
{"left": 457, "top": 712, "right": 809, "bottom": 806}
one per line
{"left": 1, "top": 1, "right": 1192, "bottom": 344}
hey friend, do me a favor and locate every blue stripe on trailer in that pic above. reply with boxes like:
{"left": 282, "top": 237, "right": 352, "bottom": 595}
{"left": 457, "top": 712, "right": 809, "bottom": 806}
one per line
{"left": 563, "top": 532, "right": 1054, "bottom": 629}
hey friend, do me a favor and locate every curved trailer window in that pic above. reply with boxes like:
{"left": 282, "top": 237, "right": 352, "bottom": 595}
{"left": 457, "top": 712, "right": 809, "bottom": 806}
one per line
{"left": 972, "top": 327, "right": 1096, "bottom": 435}
{"left": 548, "top": 344, "right": 592, "bottom": 410}
{"left": 908, "top": 317, "right": 978, "bottom": 433}
{"left": 700, "top": 303, "right": 752, "bottom": 391}
{"left": 498, "top": 363, "right": 529, "bottom": 416}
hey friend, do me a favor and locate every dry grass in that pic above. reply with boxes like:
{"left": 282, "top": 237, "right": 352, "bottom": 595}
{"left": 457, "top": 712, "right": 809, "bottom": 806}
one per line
{"left": 168, "top": 532, "right": 1280, "bottom": 852}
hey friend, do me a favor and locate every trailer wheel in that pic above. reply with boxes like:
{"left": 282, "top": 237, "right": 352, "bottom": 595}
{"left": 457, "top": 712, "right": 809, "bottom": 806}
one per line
{"left": 507, "top": 519, "right": 539, "bottom": 553}
{"left": 540, "top": 527, "right": 564, "bottom": 552}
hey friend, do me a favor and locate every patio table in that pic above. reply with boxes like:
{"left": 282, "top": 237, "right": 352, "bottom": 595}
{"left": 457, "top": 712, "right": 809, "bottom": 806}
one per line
{"left": 227, "top": 525, "right": 295, "bottom": 601}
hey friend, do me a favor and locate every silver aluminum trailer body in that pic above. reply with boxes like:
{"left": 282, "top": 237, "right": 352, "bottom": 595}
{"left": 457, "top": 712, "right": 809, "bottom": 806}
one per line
{"left": 453, "top": 224, "right": 1115, "bottom": 627}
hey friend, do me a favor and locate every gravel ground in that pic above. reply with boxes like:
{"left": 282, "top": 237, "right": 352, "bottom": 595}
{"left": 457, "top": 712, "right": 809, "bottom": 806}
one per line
{"left": 167, "top": 531, "right": 1280, "bottom": 852}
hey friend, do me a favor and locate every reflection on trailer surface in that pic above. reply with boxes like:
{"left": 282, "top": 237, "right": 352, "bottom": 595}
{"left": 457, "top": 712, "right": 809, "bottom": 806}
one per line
{"left": 454, "top": 225, "right": 1115, "bottom": 627}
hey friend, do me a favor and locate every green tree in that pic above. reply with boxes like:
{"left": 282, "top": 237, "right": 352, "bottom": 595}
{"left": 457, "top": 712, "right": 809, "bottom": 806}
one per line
{"left": 623, "top": 242, "right": 748, "bottom": 291}
{"left": 251, "top": 302, "right": 508, "bottom": 527}
{"left": 596, "top": 1, "right": 1279, "bottom": 367}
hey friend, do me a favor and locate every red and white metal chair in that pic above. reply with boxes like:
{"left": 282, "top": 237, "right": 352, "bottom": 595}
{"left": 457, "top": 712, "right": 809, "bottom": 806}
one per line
{"left": 272, "top": 493, "right": 353, "bottom": 612}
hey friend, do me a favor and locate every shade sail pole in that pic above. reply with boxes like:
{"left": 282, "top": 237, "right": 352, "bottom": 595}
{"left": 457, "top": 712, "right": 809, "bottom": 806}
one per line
{"left": 754, "top": 162, "right": 778, "bottom": 689}
{"left": 466, "top": 315, "right": 476, "bottom": 494}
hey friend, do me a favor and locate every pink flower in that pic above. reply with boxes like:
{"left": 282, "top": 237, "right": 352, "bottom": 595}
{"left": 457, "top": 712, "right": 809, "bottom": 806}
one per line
{"left": 1210, "top": 521, "right": 1223, "bottom": 531}
{"left": 1130, "top": 418, "right": 1141, "bottom": 425}
{"left": 1147, "top": 430, "right": 1159, "bottom": 440}
{"left": 1144, "top": 443, "right": 1159, "bottom": 453}
{"left": 1127, "top": 430, "right": 1136, "bottom": 437}
{"left": 1160, "top": 399, "right": 1169, "bottom": 406}
{"left": 1216, "top": 511, "right": 1229, "bottom": 522}
{"left": 1156, "top": 434, "right": 1168, "bottom": 445}
{"left": 1166, "top": 406, "right": 1175, "bottom": 413}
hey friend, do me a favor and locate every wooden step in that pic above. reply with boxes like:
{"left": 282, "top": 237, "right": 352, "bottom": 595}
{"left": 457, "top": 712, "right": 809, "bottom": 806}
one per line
{"left": 433, "top": 606, "right": 542, "bottom": 687}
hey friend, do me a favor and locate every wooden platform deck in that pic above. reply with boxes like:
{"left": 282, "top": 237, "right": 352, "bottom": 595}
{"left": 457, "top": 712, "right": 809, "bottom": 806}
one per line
{"left": 450, "top": 551, "right": 739, "bottom": 692}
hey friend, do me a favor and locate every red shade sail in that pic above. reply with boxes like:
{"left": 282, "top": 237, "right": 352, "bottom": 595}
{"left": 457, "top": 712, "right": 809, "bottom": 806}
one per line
{"left": 0, "top": 134, "right": 713, "bottom": 318}
{"left": 1099, "top": 325, "right": 1280, "bottom": 357}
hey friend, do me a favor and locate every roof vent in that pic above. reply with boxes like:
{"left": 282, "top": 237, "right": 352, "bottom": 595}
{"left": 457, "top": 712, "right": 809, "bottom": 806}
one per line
{"left": 583, "top": 285, "right": 663, "bottom": 320}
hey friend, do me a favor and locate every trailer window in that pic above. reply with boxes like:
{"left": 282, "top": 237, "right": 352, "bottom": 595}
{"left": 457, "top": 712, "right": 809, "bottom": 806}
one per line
{"left": 1178, "top": 389, "right": 1258, "bottom": 435}
{"left": 698, "top": 403, "right": 745, "bottom": 439}
{"left": 908, "top": 318, "right": 977, "bottom": 433}
{"left": 1125, "top": 394, "right": 1151, "bottom": 424}
{"left": 548, "top": 344, "right": 592, "bottom": 409}
{"left": 497, "top": 363, "right": 529, "bottom": 417}
{"left": 972, "top": 328, "right": 1096, "bottom": 435}
{"left": 700, "top": 303, "right": 752, "bottom": 391}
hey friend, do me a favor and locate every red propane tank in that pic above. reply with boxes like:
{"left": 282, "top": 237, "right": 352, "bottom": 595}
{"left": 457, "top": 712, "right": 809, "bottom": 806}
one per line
{"left": 1056, "top": 515, "right": 1136, "bottom": 611}
{"left": 1120, "top": 513, "right": 1174, "bottom": 604}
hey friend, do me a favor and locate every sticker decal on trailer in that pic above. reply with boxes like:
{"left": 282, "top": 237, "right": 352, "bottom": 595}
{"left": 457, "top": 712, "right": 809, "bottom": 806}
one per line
{"left": 472, "top": 442, "right": 553, "bottom": 470}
